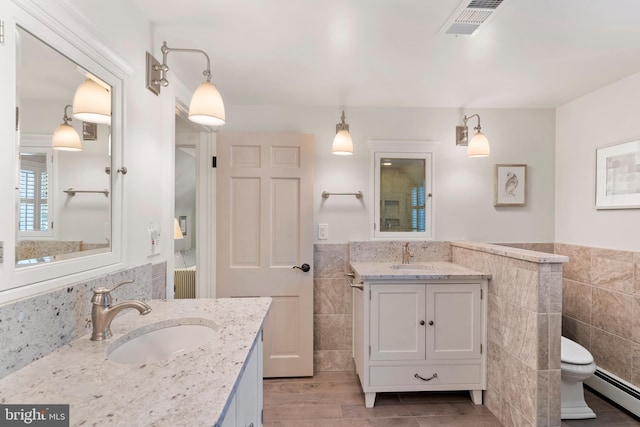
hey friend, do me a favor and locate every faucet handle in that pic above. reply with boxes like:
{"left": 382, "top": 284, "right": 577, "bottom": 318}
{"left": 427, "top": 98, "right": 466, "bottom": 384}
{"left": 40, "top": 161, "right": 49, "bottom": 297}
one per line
{"left": 93, "top": 279, "right": 135, "bottom": 295}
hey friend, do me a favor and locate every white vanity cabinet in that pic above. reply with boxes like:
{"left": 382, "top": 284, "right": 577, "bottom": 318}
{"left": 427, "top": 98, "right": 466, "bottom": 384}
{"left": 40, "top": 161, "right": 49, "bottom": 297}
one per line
{"left": 220, "top": 331, "right": 264, "bottom": 427}
{"left": 353, "top": 278, "right": 487, "bottom": 408}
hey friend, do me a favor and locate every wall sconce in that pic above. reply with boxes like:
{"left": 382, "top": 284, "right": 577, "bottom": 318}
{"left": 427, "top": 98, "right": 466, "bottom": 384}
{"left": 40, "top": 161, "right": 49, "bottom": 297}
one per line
{"left": 456, "top": 114, "right": 490, "bottom": 157}
{"left": 52, "top": 105, "right": 82, "bottom": 151}
{"left": 332, "top": 111, "right": 353, "bottom": 155}
{"left": 173, "top": 218, "right": 184, "bottom": 240}
{"left": 73, "top": 78, "right": 111, "bottom": 125}
{"left": 146, "top": 42, "right": 225, "bottom": 126}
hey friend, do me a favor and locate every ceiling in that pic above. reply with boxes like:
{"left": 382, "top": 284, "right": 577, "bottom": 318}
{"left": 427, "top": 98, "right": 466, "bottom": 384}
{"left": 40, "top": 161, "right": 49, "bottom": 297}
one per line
{"left": 137, "top": 0, "right": 640, "bottom": 109}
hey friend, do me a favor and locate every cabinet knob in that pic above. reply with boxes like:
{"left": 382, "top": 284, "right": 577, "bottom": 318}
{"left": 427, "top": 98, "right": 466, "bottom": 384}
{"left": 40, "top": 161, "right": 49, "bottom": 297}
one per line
{"left": 419, "top": 320, "right": 425, "bottom": 326}
{"left": 428, "top": 320, "right": 434, "bottom": 326}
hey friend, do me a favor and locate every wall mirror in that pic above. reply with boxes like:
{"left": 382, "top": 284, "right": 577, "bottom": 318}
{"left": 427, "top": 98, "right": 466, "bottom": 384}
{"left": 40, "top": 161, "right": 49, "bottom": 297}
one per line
{"left": 16, "top": 26, "right": 112, "bottom": 267}
{"left": 370, "top": 141, "right": 435, "bottom": 240}
{"left": 0, "top": 2, "right": 128, "bottom": 296}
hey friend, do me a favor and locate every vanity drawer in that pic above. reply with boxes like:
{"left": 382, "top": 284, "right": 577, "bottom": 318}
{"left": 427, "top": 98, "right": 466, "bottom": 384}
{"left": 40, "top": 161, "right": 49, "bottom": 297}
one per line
{"left": 369, "top": 364, "right": 481, "bottom": 387}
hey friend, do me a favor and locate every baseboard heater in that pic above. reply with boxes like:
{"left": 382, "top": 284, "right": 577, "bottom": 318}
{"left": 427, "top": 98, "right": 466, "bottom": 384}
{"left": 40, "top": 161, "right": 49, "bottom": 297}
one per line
{"left": 174, "top": 269, "right": 196, "bottom": 298}
{"left": 584, "top": 367, "right": 640, "bottom": 418}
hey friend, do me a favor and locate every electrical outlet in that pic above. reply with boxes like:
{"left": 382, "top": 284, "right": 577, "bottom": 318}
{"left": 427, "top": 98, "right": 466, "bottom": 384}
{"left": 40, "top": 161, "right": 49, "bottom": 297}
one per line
{"left": 318, "top": 224, "right": 329, "bottom": 240}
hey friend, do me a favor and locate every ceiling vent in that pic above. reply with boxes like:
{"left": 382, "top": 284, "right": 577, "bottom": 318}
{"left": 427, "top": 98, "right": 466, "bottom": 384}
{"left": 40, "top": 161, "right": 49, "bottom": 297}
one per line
{"left": 440, "top": 0, "right": 508, "bottom": 37}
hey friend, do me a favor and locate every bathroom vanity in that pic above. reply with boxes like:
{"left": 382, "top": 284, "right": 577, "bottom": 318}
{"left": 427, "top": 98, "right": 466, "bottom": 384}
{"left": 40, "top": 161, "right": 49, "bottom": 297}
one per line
{"left": 350, "top": 261, "right": 489, "bottom": 408}
{"left": 0, "top": 298, "right": 271, "bottom": 426}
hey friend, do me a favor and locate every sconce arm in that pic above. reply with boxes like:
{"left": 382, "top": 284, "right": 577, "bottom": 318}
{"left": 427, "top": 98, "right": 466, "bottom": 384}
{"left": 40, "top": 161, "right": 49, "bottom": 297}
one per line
{"left": 463, "top": 114, "right": 482, "bottom": 132}
{"left": 155, "top": 41, "right": 213, "bottom": 86}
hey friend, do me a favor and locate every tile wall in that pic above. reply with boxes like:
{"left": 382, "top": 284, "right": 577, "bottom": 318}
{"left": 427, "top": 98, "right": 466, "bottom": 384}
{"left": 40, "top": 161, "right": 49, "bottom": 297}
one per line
{"left": 0, "top": 263, "right": 157, "bottom": 379}
{"left": 452, "top": 243, "right": 564, "bottom": 427}
{"left": 555, "top": 243, "right": 640, "bottom": 389}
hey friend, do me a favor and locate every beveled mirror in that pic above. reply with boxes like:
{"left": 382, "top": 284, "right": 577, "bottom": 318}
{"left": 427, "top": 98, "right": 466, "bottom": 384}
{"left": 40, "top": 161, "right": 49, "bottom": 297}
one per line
{"left": 16, "top": 26, "right": 112, "bottom": 267}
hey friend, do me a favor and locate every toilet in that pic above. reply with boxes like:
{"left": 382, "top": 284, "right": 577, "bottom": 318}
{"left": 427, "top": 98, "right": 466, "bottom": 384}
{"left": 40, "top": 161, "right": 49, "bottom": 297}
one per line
{"left": 561, "top": 336, "right": 597, "bottom": 419}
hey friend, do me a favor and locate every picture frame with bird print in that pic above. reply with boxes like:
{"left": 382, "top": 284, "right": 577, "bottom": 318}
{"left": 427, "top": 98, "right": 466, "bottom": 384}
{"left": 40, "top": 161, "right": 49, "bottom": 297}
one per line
{"left": 494, "top": 164, "right": 527, "bottom": 207}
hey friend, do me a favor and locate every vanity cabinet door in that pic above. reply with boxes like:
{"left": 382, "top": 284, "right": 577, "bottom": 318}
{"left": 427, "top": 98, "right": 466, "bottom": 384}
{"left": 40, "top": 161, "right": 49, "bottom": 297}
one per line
{"left": 236, "top": 339, "right": 261, "bottom": 427}
{"left": 426, "top": 284, "right": 482, "bottom": 360}
{"left": 370, "top": 284, "right": 426, "bottom": 361}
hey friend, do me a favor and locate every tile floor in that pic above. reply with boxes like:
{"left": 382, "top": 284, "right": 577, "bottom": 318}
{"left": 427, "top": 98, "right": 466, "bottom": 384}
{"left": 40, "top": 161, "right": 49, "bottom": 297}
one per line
{"left": 263, "top": 372, "right": 640, "bottom": 427}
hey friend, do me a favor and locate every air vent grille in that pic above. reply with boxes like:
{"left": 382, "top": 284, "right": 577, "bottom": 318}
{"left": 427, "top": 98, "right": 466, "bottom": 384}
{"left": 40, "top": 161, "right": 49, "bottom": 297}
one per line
{"left": 440, "top": 0, "right": 509, "bottom": 36}
{"left": 468, "top": 0, "right": 503, "bottom": 9}
{"left": 455, "top": 10, "right": 493, "bottom": 24}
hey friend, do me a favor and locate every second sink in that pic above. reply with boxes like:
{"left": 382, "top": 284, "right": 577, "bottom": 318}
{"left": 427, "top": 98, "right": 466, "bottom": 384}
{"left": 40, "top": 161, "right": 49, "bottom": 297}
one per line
{"left": 107, "top": 322, "right": 220, "bottom": 364}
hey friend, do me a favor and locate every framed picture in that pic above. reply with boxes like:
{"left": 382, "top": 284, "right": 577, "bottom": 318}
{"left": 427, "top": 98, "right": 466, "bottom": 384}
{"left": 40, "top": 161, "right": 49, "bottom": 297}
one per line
{"left": 82, "top": 121, "right": 97, "bottom": 140}
{"left": 494, "top": 164, "right": 527, "bottom": 207}
{"left": 179, "top": 215, "right": 187, "bottom": 236}
{"left": 595, "top": 138, "right": 640, "bottom": 209}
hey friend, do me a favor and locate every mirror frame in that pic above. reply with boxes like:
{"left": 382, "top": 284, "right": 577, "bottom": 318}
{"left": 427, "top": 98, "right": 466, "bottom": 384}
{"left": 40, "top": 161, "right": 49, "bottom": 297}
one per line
{"left": 0, "top": 1, "right": 132, "bottom": 302}
{"left": 369, "top": 140, "right": 438, "bottom": 240}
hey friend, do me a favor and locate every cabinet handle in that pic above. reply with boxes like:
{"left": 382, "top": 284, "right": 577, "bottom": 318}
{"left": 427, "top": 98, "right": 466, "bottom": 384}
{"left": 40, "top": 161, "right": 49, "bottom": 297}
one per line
{"left": 428, "top": 320, "right": 434, "bottom": 326}
{"left": 419, "top": 320, "right": 425, "bottom": 326}
{"left": 414, "top": 373, "right": 438, "bottom": 382}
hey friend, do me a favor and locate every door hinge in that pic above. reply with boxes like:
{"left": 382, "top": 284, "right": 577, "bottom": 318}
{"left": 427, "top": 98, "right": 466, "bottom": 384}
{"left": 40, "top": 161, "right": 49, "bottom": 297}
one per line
{"left": 369, "top": 289, "right": 372, "bottom": 300}
{"left": 0, "top": 21, "right": 4, "bottom": 45}
{"left": 211, "top": 156, "right": 217, "bottom": 168}
{"left": 261, "top": 409, "right": 263, "bottom": 425}
{"left": 51, "top": 221, "right": 54, "bottom": 230}
{"left": 369, "top": 345, "right": 371, "bottom": 356}
{"left": 480, "top": 343, "right": 483, "bottom": 354}
{"left": 373, "top": 223, "right": 376, "bottom": 231}
{"left": 480, "top": 289, "right": 483, "bottom": 300}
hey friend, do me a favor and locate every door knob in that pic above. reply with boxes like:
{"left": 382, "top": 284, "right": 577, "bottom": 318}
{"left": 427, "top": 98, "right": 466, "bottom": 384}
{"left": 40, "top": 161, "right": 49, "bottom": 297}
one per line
{"left": 419, "top": 320, "right": 425, "bottom": 326}
{"left": 293, "top": 263, "right": 311, "bottom": 272}
{"left": 428, "top": 320, "right": 434, "bottom": 326}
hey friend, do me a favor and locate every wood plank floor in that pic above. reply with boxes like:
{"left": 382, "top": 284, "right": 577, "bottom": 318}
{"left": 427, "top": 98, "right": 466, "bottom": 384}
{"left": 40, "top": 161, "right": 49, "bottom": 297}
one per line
{"left": 263, "top": 371, "right": 501, "bottom": 426}
{"left": 264, "top": 372, "right": 640, "bottom": 427}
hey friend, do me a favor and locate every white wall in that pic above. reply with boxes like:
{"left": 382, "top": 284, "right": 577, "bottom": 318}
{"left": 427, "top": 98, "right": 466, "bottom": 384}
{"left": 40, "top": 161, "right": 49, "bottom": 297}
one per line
{"left": 223, "top": 106, "right": 556, "bottom": 244}
{"left": 556, "top": 71, "right": 640, "bottom": 252}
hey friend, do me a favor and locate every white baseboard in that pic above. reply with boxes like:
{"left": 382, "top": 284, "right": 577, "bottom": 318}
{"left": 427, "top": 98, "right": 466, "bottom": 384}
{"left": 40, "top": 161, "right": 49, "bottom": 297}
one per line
{"left": 584, "top": 368, "right": 640, "bottom": 418}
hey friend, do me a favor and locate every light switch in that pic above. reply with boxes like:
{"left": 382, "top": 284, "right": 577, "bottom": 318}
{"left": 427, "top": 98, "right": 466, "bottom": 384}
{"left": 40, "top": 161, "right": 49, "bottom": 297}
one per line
{"left": 318, "top": 223, "right": 329, "bottom": 240}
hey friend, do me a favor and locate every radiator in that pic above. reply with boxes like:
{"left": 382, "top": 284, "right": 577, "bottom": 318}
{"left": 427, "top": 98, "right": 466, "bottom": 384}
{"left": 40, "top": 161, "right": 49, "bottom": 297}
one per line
{"left": 585, "top": 367, "right": 640, "bottom": 417}
{"left": 174, "top": 269, "right": 196, "bottom": 298}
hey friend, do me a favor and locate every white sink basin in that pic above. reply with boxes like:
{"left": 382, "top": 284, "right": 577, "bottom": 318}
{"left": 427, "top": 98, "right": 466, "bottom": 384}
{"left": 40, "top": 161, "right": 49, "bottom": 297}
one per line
{"left": 391, "top": 264, "right": 436, "bottom": 270}
{"left": 107, "top": 323, "right": 220, "bottom": 364}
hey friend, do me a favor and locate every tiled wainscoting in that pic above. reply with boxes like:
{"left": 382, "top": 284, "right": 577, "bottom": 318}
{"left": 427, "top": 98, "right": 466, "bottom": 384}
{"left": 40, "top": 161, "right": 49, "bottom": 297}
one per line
{"left": 555, "top": 243, "right": 640, "bottom": 388}
{"left": 0, "top": 262, "right": 164, "bottom": 379}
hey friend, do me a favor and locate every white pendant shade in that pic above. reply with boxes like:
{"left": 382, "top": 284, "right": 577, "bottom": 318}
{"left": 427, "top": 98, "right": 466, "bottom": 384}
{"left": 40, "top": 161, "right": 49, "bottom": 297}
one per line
{"left": 332, "top": 129, "right": 353, "bottom": 155}
{"left": 174, "top": 218, "right": 184, "bottom": 240}
{"left": 52, "top": 123, "right": 82, "bottom": 151}
{"left": 466, "top": 131, "right": 490, "bottom": 157}
{"left": 188, "top": 81, "right": 226, "bottom": 126}
{"left": 73, "top": 79, "right": 111, "bottom": 124}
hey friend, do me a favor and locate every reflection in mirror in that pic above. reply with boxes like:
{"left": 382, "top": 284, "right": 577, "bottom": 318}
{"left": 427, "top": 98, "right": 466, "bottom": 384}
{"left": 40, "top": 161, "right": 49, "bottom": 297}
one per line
{"left": 379, "top": 158, "right": 426, "bottom": 232}
{"left": 16, "top": 26, "right": 112, "bottom": 267}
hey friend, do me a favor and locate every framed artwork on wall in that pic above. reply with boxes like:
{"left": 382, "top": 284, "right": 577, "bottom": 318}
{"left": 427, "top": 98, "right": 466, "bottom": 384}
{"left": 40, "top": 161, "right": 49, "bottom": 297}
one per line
{"left": 179, "top": 215, "right": 187, "bottom": 236}
{"left": 596, "top": 138, "right": 640, "bottom": 209}
{"left": 494, "top": 164, "right": 527, "bottom": 207}
{"left": 82, "top": 121, "right": 97, "bottom": 140}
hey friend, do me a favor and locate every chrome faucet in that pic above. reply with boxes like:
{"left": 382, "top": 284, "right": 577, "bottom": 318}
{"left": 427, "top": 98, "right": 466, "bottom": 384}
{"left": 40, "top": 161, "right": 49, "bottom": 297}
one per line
{"left": 402, "top": 242, "right": 414, "bottom": 265}
{"left": 90, "top": 280, "right": 151, "bottom": 341}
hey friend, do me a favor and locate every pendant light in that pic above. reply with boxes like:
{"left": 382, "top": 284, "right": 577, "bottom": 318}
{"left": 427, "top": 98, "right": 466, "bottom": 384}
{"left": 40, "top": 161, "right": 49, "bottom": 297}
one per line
{"left": 332, "top": 111, "right": 353, "bottom": 155}
{"left": 146, "top": 42, "right": 225, "bottom": 126}
{"left": 52, "top": 105, "right": 82, "bottom": 151}
{"left": 72, "top": 78, "right": 111, "bottom": 125}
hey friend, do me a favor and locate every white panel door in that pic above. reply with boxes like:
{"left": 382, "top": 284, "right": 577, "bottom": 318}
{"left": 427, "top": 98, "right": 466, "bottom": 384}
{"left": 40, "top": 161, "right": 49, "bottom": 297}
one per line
{"left": 217, "top": 133, "right": 314, "bottom": 377}
{"left": 426, "top": 283, "right": 482, "bottom": 360}
{"left": 370, "top": 284, "right": 426, "bottom": 361}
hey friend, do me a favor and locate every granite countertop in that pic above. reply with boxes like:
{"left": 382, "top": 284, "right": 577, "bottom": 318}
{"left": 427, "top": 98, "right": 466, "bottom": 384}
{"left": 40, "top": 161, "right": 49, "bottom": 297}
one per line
{"left": 349, "top": 261, "right": 490, "bottom": 281}
{"left": 0, "top": 298, "right": 271, "bottom": 426}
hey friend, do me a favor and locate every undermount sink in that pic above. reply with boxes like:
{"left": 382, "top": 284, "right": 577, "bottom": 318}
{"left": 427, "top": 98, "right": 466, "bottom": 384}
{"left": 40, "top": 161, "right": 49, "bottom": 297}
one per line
{"left": 107, "top": 322, "right": 220, "bottom": 364}
{"left": 391, "top": 264, "right": 437, "bottom": 270}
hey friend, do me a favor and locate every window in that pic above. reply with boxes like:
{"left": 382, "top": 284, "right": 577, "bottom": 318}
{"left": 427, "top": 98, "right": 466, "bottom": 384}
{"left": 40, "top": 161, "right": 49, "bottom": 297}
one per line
{"left": 19, "top": 150, "right": 53, "bottom": 237}
{"left": 370, "top": 141, "right": 436, "bottom": 240}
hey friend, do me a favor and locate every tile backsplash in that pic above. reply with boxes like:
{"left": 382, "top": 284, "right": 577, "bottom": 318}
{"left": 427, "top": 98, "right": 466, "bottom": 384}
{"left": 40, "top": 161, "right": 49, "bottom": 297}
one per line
{"left": 0, "top": 263, "right": 155, "bottom": 379}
